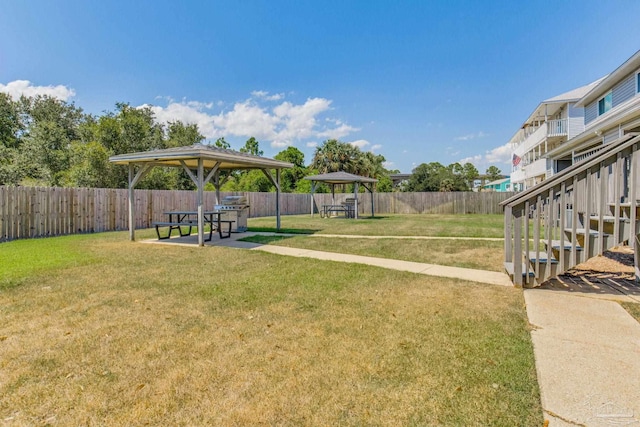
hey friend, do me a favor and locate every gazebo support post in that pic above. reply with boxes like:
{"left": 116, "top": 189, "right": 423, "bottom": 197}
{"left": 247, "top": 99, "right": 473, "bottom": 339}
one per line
{"left": 276, "top": 169, "right": 281, "bottom": 231}
{"left": 127, "top": 163, "right": 152, "bottom": 241}
{"left": 261, "top": 168, "right": 283, "bottom": 231}
{"left": 310, "top": 181, "right": 316, "bottom": 217}
{"left": 128, "top": 165, "right": 135, "bottom": 241}
{"left": 354, "top": 182, "right": 359, "bottom": 219}
{"left": 197, "top": 158, "right": 204, "bottom": 246}
{"left": 362, "top": 183, "right": 374, "bottom": 217}
{"left": 331, "top": 184, "right": 335, "bottom": 205}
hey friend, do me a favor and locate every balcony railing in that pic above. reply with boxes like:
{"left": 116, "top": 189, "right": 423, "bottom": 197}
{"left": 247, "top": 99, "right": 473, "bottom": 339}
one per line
{"left": 547, "top": 119, "right": 567, "bottom": 137}
{"left": 511, "top": 119, "right": 569, "bottom": 153}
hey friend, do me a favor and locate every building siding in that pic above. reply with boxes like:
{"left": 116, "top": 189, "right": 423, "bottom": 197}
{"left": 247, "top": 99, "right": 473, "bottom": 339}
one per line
{"left": 604, "top": 127, "right": 620, "bottom": 144}
{"left": 568, "top": 102, "right": 584, "bottom": 138}
{"left": 586, "top": 70, "right": 640, "bottom": 125}
{"left": 585, "top": 101, "right": 598, "bottom": 124}
{"left": 613, "top": 73, "right": 636, "bottom": 108}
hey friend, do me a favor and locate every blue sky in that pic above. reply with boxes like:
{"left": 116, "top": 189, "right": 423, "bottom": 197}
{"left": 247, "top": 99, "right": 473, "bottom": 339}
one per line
{"left": 2, "top": 1, "right": 640, "bottom": 173}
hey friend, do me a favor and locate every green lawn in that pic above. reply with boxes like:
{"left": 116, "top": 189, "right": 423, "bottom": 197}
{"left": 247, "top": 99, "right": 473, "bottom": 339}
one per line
{"left": 241, "top": 234, "right": 505, "bottom": 272}
{"left": 248, "top": 213, "right": 506, "bottom": 237}
{"left": 0, "top": 220, "right": 542, "bottom": 425}
{"left": 621, "top": 301, "right": 640, "bottom": 323}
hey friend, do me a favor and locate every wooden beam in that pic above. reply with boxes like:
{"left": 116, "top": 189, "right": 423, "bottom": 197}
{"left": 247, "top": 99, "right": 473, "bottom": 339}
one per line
{"left": 180, "top": 160, "right": 199, "bottom": 187}
{"left": 128, "top": 164, "right": 135, "bottom": 241}
{"left": 310, "top": 181, "right": 316, "bottom": 217}
{"left": 197, "top": 158, "right": 204, "bottom": 246}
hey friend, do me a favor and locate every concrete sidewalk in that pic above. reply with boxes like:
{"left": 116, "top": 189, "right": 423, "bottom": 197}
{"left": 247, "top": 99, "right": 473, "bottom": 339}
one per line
{"left": 217, "top": 233, "right": 512, "bottom": 286}
{"left": 525, "top": 290, "right": 640, "bottom": 427}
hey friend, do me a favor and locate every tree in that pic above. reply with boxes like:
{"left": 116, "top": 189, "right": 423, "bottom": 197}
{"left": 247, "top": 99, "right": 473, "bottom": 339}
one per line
{"left": 274, "top": 147, "right": 307, "bottom": 192}
{"left": 462, "top": 162, "right": 479, "bottom": 189}
{"left": 407, "top": 161, "right": 472, "bottom": 192}
{"left": 214, "top": 137, "right": 230, "bottom": 149}
{"left": 17, "top": 95, "right": 86, "bottom": 186}
{"left": 0, "top": 93, "right": 24, "bottom": 184}
{"left": 486, "top": 165, "right": 502, "bottom": 182}
{"left": 311, "top": 139, "right": 363, "bottom": 175}
{"left": 240, "top": 137, "right": 263, "bottom": 156}
{"left": 166, "top": 121, "right": 204, "bottom": 148}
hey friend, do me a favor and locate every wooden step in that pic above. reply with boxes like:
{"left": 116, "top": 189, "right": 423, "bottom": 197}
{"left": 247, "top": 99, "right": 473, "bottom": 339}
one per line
{"left": 527, "top": 251, "right": 558, "bottom": 263}
{"left": 589, "top": 215, "right": 619, "bottom": 222}
{"left": 565, "top": 228, "right": 608, "bottom": 236}
{"left": 526, "top": 251, "right": 558, "bottom": 284}
{"left": 504, "top": 262, "right": 535, "bottom": 277}
{"left": 547, "top": 240, "right": 583, "bottom": 251}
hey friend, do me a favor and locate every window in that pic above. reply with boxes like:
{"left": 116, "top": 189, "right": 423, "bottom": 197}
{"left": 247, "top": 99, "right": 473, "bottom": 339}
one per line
{"left": 637, "top": 72, "right": 640, "bottom": 93}
{"left": 598, "top": 91, "right": 612, "bottom": 115}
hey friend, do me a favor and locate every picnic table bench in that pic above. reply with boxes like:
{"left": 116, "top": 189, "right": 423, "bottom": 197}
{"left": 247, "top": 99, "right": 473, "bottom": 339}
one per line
{"left": 153, "top": 211, "right": 234, "bottom": 241}
{"left": 320, "top": 198, "right": 356, "bottom": 218}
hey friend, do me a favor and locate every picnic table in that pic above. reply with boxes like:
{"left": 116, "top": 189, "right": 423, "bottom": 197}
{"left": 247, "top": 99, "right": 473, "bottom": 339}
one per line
{"left": 153, "top": 211, "right": 234, "bottom": 241}
{"left": 320, "top": 200, "right": 355, "bottom": 218}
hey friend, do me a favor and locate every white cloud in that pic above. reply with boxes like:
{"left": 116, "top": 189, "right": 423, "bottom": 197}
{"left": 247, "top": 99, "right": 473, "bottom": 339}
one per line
{"left": 458, "top": 142, "right": 512, "bottom": 173}
{"left": 0, "top": 80, "right": 75, "bottom": 101}
{"left": 142, "top": 94, "right": 358, "bottom": 149}
{"left": 306, "top": 142, "right": 318, "bottom": 148}
{"left": 454, "top": 131, "right": 488, "bottom": 141}
{"left": 383, "top": 161, "right": 395, "bottom": 168}
{"left": 317, "top": 123, "right": 359, "bottom": 139}
{"left": 348, "top": 139, "right": 370, "bottom": 149}
{"left": 370, "top": 144, "right": 382, "bottom": 152}
{"left": 217, "top": 101, "right": 279, "bottom": 140}
{"left": 251, "top": 90, "right": 284, "bottom": 101}
{"left": 145, "top": 102, "right": 222, "bottom": 139}
{"left": 459, "top": 155, "right": 483, "bottom": 165}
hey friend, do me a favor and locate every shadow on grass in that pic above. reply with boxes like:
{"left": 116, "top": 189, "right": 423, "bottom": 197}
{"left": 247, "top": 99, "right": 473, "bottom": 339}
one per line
{"left": 239, "top": 235, "right": 298, "bottom": 245}
{"left": 247, "top": 227, "right": 320, "bottom": 234}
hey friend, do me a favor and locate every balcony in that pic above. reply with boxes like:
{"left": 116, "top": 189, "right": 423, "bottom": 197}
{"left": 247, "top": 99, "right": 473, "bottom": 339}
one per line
{"left": 512, "top": 119, "right": 568, "bottom": 157}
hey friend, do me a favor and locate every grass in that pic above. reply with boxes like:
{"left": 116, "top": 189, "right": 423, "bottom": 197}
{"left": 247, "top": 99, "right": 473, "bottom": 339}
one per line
{"left": 248, "top": 213, "right": 506, "bottom": 237}
{"left": 0, "top": 224, "right": 542, "bottom": 425}
{"left": 242, "top": 235, "right": 505, "bottom": 272}
{"left": 621, "top": 301, "right": 640, "bottom": 323}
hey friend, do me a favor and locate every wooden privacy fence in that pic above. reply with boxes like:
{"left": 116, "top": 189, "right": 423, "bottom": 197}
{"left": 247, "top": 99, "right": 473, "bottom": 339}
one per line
{"left": 0, "top": 186, "right": 513, "bottom": 241}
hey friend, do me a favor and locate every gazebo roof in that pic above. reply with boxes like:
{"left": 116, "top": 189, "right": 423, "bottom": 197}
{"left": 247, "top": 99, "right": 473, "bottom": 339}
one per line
{"left": 109, "top": 144, "right": 293, "bottom": 170}
{"left": 304, "top": 171, "right": 378, "bottom": 184}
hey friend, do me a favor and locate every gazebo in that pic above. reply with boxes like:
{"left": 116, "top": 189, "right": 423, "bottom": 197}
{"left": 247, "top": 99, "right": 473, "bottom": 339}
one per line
{"left": 109, "top": 144, "right": 293, "bottom": 246}
{"left": 304, "top": 171, "right": 378, "bottom": 219}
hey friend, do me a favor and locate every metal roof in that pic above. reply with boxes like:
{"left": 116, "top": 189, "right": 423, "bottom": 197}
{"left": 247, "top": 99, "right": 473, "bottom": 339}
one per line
{"left": 519, "top": 78, "right": 605, "bottom": 128}
{"left": 303, "top": 171, "right": 378, "bottom": 184}
{"left": 109, "top": 144, "right": 293, "bottom": 170}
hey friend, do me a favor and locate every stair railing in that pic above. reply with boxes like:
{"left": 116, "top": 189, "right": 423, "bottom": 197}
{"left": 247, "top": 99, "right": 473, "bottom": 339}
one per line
{"left": 502, "top": 133, "right": 640, "bottom": 286}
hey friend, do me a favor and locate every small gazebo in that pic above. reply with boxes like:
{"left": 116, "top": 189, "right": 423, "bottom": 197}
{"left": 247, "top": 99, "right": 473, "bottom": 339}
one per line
{"left": 109, "top": 144, "right": 292, "bottom": 246}
{"left": 304, "top": 171, "right": 378, "bottom": 219}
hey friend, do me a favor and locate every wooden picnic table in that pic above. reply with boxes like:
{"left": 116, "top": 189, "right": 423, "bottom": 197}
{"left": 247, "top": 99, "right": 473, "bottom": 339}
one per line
{"left": 154, "top": 211, "right": 234, "bottom": 241}
{"left": 320, "top": 203, "right": 355, "bottom": 218}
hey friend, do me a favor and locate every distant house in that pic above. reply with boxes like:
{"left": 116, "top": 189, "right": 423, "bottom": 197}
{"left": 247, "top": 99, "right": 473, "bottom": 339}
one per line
{"left": 483, "top": 177, "right": 512, "bottom": 192}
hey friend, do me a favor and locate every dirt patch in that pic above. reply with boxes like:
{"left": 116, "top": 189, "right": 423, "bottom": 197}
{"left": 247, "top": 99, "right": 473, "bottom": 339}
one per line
{"left": 573, "top": 246, "right": 635, "bottom": 274}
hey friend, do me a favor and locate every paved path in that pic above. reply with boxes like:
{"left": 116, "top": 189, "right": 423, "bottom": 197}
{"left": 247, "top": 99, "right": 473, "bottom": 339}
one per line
{"left": 525, "top": 290, "right": 640, "bottom": 426}
{"left": 144, "top": 232, "right": 640, "bottom": 426}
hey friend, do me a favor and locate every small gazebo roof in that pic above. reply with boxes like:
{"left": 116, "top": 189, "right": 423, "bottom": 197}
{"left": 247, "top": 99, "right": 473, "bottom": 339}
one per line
{"left": 304, "top": 171, "right": 378, "bottom": 184}
{"left": 109, "top": 144, "right": 293, "bottom": 170}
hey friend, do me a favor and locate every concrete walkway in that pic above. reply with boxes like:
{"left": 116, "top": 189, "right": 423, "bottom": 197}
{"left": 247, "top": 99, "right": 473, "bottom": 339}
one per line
{"left": 143, "top": 232, "right": 640, "bottom": 426}
{"left": 525, "top": 290, "right": 640, "bottom": 426}
{"left": 144, "top": 232, "right": 512, "bottom": 286}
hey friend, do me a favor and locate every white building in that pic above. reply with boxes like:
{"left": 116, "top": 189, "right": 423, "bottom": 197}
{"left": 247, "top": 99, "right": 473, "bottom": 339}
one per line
{"left": 509, "top": 79, "right": 603, "bottom": 190}
{"left": 547, "top": 50, "right": 640, "bottom": 165}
